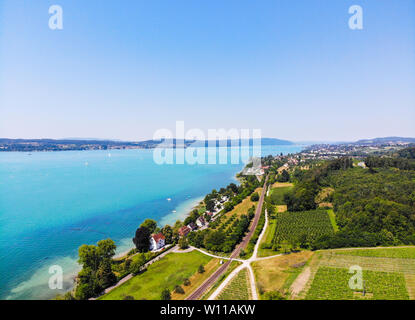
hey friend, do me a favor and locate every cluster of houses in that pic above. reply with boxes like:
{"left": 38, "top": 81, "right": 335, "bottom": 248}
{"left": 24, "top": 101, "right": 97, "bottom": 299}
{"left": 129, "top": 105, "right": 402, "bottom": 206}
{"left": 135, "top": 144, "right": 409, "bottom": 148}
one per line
{"left": 148, "top": 212, "right": 216, "bottom": 251}
{"left": 178, "top": 214, "right": 208, "bottom": 238}
{"left": 148, "top": 196, "right": 230, "bottom": 252}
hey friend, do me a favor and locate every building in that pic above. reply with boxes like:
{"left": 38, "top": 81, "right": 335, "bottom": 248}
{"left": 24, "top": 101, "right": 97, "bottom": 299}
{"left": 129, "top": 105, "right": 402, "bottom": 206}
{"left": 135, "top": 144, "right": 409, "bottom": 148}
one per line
{"left": 178, "top": 226, "right": 191, "bottom": 237}
{"left": 150, "top": 233, "right": 165, "bottom": 251}
{"left": 187, "top": 222, "right": 198, "bottom": 231}
{"left": 196, "top": 216, "right": 206, "bottom": 228}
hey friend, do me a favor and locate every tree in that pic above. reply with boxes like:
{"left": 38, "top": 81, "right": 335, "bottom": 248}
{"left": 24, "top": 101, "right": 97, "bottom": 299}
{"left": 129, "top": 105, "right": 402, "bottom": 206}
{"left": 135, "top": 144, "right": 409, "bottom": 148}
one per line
{"left": 130, "top": 254, "right": 146, "bottom": 275}
{"left": 198, "top": 264, "right": 205, "bottom": 274}
{"left": 206, "top": 199, "right": 215, "bottom": 212}
{"left": 161, "top": 288, "right": 171, "bottom": 300}
{"left": 97, "top": 239, "right": 116, "bottom": 260}
{"left": 75, "top": 282, "right": 95, "bottom": 300}
{"left": 204, "top": 231, "right": 226, "bottom": 251}
{"left": 174, "top": 285, "right": 185, "bottom": 294}
{"left": 179, "top": 237, "right": 189, "bottom": 250}
{"left": 183, "top": 278, "right": 191, "bottom": 286}
{"left": 76, "top": 239, "right": 117, "bottom": 300}
{"left": 250, "top": 192, "right": 259, "bottom": 202}
{"left": 96, "top": 259, "right": 117, "bottom": 288}
{"left": 224, "top": 202, "right": 234, "bottom": 212}
{"left": 278, "top": 170, "right": 290, "bottom": 182}
{"left": 280, "top": 240, "right": 291, "bottom": 253}
{"left": 133, "top": 226, "right": 151, "bottom": 252}
{"left": 140, "top": 219, "right": 158, "bottom": 234}
{"left": 161, "top": 225, "right": 173, "bottom": 244}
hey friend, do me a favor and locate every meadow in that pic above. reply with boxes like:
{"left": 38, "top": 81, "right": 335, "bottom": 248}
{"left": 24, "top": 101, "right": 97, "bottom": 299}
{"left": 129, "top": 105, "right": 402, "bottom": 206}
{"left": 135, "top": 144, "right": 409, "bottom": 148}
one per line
{"left": 269, "top": 186, "right": 292, "bottom": 205}
{"left": 252, "top": 251, "right": 313, "bottom": 299}
{"left": 336, "top": 247, "right": 415, "bottom": 259}
{"left": 100, "top": 251, "right": 212, "bottom": 300}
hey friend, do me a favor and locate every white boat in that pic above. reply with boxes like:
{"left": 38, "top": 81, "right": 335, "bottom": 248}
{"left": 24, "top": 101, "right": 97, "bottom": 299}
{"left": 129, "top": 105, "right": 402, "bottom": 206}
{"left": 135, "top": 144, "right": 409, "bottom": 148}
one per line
{"left": 167, "top": 198, "right": 171, "bottom": 201}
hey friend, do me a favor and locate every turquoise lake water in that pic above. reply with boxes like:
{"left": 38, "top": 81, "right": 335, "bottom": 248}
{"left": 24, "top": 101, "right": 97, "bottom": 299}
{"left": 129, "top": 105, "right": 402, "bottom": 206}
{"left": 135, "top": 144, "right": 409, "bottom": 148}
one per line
{"left": 0, "top": 145, "right": 303, "bottom": 300}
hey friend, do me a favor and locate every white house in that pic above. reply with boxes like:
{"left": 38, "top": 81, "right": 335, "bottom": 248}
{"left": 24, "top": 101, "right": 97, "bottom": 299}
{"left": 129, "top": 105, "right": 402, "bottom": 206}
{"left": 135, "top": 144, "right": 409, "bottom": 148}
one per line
{"left": 196, "top": 216, "right": 206, "bottom": 228}
{"left": 150, "top": 233, "right": 166, "bottom": 251}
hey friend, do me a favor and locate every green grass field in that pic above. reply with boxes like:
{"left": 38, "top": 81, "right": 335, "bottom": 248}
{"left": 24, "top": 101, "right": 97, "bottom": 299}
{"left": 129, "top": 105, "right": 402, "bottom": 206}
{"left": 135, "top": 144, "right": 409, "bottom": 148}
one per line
{"left": 336, "top": 247, "right": 415, "bottom": 259}
{"left": 257, "top": 218, "right": 277, "bottom": 257}
{"left": 217, "top": 268, "right": 252, "bottom": 300}
{"left": 305, "top": 267, "right": 409, "bottom": 300}
{"left": 327, "top": 209, "right": 339, "bottom": 232}
{"left": 269, "top": 186, "right": 292, "bottom": 205}
{"left": 100, "top": 251, "right": 212, "bottom": 300}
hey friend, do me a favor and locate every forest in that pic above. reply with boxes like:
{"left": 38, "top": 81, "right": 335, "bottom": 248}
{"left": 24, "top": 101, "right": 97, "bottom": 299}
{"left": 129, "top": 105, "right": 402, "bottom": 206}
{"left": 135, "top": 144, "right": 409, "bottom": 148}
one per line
{"left": 281, "top": 148, "right": 415, "bottom": 249}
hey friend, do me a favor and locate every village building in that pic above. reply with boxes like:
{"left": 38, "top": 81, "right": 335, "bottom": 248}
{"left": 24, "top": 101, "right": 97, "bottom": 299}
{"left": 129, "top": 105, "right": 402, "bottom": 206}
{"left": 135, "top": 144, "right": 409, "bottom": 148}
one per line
{"left": 196, "top": 216, "right": 206, "bottom": 228}
{"left": 178, "top": 225, "right": 191, "bottom": 237}
{"left": 149, "top": 232, "right": 165, "bottom": 251}
{"left": 187, "top": 222, "right": 198, "bottom": 231}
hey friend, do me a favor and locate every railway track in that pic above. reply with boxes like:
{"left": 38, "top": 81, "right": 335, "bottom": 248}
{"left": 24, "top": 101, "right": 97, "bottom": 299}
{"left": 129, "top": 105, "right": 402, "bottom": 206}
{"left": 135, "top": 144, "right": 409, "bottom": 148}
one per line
{"left": 186, "top": 175, "right": 268, "bottom": 300}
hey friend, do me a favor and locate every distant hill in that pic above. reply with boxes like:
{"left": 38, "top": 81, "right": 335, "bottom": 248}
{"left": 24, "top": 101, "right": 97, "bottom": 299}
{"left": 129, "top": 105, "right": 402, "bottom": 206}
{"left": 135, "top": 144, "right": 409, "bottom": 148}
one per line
{"left": 0, "top": 137, "right": 293, "bottom": 152}
{"left": 354, "top": 137, "right": 415, "bottom": 145}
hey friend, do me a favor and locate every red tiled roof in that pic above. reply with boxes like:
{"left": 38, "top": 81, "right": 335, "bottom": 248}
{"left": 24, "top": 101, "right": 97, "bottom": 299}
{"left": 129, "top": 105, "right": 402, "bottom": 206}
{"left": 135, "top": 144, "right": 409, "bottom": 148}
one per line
{"left": 152, "top": 232, "right": 165, "bottom": 242}
{"left": 178, "top": 226, "right": 191, "bottom": 236}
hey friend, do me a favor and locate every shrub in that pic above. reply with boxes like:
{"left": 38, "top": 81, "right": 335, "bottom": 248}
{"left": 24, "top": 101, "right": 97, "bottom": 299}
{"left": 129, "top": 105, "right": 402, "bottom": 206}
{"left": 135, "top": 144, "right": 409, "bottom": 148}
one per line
{"left": 179, "top": 237, "right": 189, "bottom": 250}
{"left": 174, "top": 285, "right": 185, "bottom": 294}
{"left": 198, "top": 264, "right": 205, "bottom": 274}
{"left": 250, "top": 192, "right": 259, "bottom": 202}
{"left": 183, "top": 278, "right": 191, "bottom": 286}
{"left": 263, "top": 290, "right": 287, "bottom": 300}
{"left": 161, "top": 288, "right": 171, "bottom": 300}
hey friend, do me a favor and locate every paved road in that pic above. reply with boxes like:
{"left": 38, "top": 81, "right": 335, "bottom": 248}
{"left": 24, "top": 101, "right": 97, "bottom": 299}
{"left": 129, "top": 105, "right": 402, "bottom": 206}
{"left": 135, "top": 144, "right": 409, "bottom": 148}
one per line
{"left": 186, "top": 176, "right": 268, "bottom": 300}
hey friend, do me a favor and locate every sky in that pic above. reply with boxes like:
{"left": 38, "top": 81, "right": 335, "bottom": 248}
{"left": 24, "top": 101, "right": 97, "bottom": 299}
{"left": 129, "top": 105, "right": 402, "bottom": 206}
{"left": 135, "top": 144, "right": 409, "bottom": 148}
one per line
{"left": 0, "top": 0, "right": 414, "bottom": 142}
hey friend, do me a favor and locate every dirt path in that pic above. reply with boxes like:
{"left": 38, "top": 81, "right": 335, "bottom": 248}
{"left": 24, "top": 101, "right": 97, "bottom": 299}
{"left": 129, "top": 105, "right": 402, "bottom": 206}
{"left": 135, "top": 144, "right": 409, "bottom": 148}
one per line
{"left": 290, "top": 267, "right": 311, "bottom": 299}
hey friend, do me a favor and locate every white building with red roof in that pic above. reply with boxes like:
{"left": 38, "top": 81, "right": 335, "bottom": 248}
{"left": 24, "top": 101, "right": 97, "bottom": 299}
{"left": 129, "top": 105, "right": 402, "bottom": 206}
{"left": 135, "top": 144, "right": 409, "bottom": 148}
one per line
{"left": 150, "top": 232, "right": 166, "bottom": 251}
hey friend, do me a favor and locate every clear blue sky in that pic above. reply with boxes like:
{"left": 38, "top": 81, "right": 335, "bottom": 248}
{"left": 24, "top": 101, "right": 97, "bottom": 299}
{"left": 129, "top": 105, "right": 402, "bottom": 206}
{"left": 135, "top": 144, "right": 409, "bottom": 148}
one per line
{"left": 1, "top": 0, "right": 414, "bottom": 142}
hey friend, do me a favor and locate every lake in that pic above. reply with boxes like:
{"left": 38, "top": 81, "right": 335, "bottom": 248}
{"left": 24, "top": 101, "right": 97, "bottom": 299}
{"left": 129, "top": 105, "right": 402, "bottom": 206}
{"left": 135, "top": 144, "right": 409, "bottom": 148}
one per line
{"left": 0, "top": 145, "right": 303, "bottom": 299}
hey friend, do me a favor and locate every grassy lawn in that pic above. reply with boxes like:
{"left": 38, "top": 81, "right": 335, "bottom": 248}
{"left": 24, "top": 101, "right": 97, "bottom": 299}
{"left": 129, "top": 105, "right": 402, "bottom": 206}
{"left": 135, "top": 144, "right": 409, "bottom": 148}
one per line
{"left": 223, "top": 187, "right": 262, "bottom": 220}
{"left": 171, "top": 258, "right": 220, "bottom": 300}
{"left": 100, "top": 251, "right": 212, "bottom": 300}
{"left": 327, "top": 209, "right": 339, "bottom": 232}
{"left": 335, "top": 247, "right": 415, "bottom": 259}
{"left": 271, "top": 182, "right": 294, "bottom": 188}
{"left": 305, "top": 267, "right": 409, "bottom": 300}
{"left": 217, "top": 268, "right": 252, "bottom": 300}
{"left": 257, "top": 218, "right": 278, "bottom": 257}
{"left": 252, "top": 251, "right": 314, "bottom": 299}
{"left": 269, "top": 186, "right": 292, "bottom": 205}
